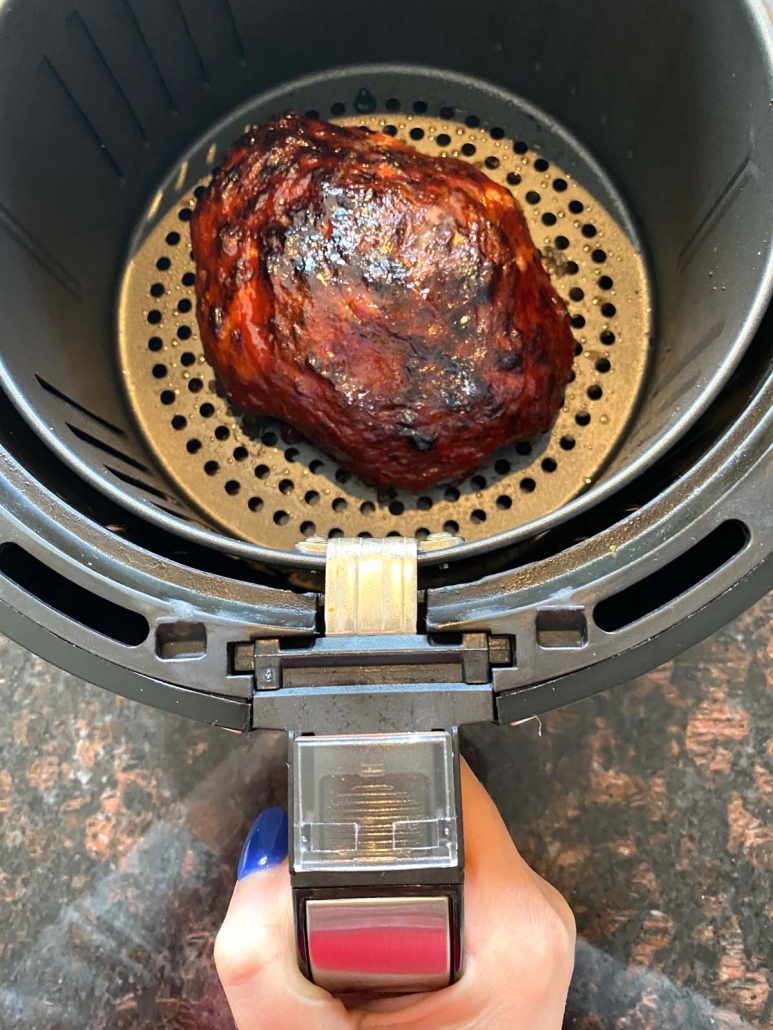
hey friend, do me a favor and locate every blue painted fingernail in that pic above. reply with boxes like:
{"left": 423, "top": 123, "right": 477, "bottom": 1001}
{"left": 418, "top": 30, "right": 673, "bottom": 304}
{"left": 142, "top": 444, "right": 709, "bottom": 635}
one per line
{"left": 237, "top": 807, "right": 288, "bottom": 879}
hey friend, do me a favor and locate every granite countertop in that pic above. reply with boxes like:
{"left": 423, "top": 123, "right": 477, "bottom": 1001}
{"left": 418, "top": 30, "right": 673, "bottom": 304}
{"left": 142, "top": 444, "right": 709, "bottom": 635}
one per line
{"left": 0, "top": 593, "right": 772, "bottom": 1029}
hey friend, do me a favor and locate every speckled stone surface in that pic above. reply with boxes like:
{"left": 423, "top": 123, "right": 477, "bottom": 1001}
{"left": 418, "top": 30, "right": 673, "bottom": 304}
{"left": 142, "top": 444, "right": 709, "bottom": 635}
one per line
{"left": 1, "top": 593, "right": 772, "bottom": 1029}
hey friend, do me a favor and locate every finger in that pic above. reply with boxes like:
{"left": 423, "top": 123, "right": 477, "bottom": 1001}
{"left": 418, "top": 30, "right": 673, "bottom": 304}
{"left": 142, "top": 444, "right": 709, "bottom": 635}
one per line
{"left": 462, "top": 759, "right": 575, "bottom": 1029}
{"left": 524, "top": 863, "right": 577, "bottom": 943}
{"left": 214, "top": 808, "right": 350, "bottom": 1030}
{"left": 355, "top": 759, "right": 575, "bottom": 1029}
{"left": 461, "top": 760, "right": 576, "bottom": 946}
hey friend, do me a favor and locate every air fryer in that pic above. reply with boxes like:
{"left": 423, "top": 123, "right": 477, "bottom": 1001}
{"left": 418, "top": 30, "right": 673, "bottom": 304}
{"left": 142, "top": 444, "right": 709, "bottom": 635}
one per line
{"left": 1, "top": 0, "right": 772, "bottom": 995}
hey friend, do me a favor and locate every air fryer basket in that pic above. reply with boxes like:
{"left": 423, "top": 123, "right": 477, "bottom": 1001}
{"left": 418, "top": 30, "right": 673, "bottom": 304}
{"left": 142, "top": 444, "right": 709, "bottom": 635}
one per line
{"left": 0, "top": 0, "right": 772, "bottom": 733}
{"left": 1, "top": 0, "right": 773, "bottom": 572}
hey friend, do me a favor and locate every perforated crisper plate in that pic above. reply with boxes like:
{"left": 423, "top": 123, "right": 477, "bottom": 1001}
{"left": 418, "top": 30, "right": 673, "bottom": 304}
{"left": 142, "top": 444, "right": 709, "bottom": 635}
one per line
{"left": 118, "top": 72, "right": 652, "bottom": 556}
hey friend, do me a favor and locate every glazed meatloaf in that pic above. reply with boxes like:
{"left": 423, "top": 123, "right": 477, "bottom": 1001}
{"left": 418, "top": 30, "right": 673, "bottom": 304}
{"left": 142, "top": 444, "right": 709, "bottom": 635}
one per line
{"left": 191, "top": 112, "right": 575, "bottom": 490}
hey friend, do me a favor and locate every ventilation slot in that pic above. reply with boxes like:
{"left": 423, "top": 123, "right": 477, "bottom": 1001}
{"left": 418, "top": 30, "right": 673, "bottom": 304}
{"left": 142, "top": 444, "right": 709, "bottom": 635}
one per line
{"left": 105, "top": 464, "right": 173, "bottom": 502}
{"left": 0, "top": 543, "right": 149, "bottom": 645}
{"left": 35, "top": 375, "right": 125, "bottom": 435}
{"left": 594, "top": 521, "right": 749, "bottom": 633}
{"left": 67, "top": 423, "right": 150, "bottom": 473}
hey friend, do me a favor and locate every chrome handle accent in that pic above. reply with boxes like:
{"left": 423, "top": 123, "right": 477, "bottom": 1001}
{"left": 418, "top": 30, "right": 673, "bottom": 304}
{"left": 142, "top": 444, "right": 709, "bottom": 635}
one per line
{"left": 306, "top": 896, "right": 452, "bottom": 994}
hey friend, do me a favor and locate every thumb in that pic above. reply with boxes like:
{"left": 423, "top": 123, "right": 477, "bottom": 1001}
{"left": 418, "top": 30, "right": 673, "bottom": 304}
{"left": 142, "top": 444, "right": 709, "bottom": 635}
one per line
{"left": 214, "top": 808, "right": 349, "bottom": 1030}
{"left": 350, "top": 759, "right": 575, "bottom": 1029}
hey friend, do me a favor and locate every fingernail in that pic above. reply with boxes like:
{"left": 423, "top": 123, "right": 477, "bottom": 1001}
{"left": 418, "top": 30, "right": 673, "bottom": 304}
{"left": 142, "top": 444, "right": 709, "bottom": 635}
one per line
{"left": 237, "top": 807, "right": 288, "bottom": 879}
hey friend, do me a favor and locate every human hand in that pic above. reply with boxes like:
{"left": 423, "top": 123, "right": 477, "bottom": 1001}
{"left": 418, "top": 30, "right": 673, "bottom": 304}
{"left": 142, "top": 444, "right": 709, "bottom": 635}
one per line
{"left": 215, "top": 758, "right": 575, "bottom": 1029}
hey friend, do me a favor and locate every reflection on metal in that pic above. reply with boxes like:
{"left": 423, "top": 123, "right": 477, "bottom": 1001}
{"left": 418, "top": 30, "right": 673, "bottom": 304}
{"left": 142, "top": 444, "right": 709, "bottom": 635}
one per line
{"left": 296, "top": 530, "right": 464, "bottom": 557}
{"left": 306, "top": 895, "right": 451, "bottom": 994}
